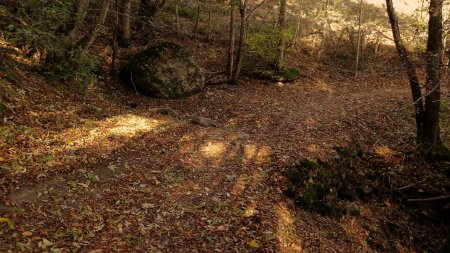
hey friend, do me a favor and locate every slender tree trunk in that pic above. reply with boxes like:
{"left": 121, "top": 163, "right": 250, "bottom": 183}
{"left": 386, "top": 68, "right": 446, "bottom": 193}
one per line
{"left": 385, "top": 0, "right": 426, "bottom": 145}
{"left": 79, "top": 0, "right": 111, "bottom": 50}
{"left": 232, "top": 5, "right": 247, "bottom": 84}
{"left": 355, "top": 0, "right": 363, "bottom": 77}
{"left": 277, "top": 0, "right": 287, "bottom": 70}
{"left": 175, "top": 4, "right": 180, "bottom": 37}
{"left": 318, "top": 0, "right": 331, "bottom": 59}
{"left": 423, "top": 0, "right": 443, "bottom": 153}
{"left": 111, "top": 0, "right": 119, "bottom": 74}
{"left": 227, "top": 2, "right": 236, "bottom": 81}
{"left": 207, "top": 10, "right": 212, "bottom": 41}
{"left": 441, "top": 34, "right": 447, "bottom": 64}
{"left": 67, "top": 0, "right": 90, "bottom": 45}
{"left": 374, "top": 32, "right": 381, "bottom": 54}
{"left": 121, "top": 0, "right": 132, "bottom": 44}
{"left": 194, "top": 6, "right": 200, "bottom": 40}
{"left": 333, "top": 29, "right": 345, "bottom": 57}
{"left": 289, "top": 4, "right": 302, "bottom": 49}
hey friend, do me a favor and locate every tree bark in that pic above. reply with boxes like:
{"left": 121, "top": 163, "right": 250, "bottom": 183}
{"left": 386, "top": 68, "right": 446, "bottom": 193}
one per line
{"left": 194, "top": 5, "right": 200, "bottom": 40}
{"left": 231, "top": 0, "right": 268, "bottom": 84}
{"left": 121, "top": 0, "right": 132, "bottom": 44}
{"left": 207, "top": 10, "right": 212, "bottom": 41}
{"left": 78, "top": 0, "right": 111, "bottom": 50}
{"left": 67, "top": 0, "right": 90, "bottom": 45}
{"left": 423, "top": 0, "right": 443, "bottom": 152}
{"left": 385, "top": 0, "right": 425, "bottom": 143}
{"left": 111, "top": 0, "right": 119, "bottom": 74}
{"left": 276, "top": 0, "right": 287, "bottom": 70}
{"left": 318, "top": 0, "right": 331, "bottom": 59}
{"left": 355, "top": 0, "right": 363, "bottom": 77}
{"left": 175, "top": 4, "right": 180, "bottom": 37}
{"left": 227, "top": 1, "right": 236, "bottom": 81}
{"left": 232, "top": 1, "right": 247, "bottom": 84}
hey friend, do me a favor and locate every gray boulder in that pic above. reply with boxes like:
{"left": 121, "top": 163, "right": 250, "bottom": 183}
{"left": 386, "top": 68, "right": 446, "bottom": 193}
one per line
{"left": 120, "top": 42, "right": 205, "bottom": 98}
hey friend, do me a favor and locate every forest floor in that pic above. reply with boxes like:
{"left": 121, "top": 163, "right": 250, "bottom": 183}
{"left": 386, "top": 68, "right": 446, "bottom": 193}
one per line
{"left": 1, "top": 53, "right": 449, "bottom": 252}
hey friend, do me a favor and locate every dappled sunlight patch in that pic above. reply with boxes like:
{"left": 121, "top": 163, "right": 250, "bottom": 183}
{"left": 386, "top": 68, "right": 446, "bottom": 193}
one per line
{"left": 373, "top": 145, "right": 400, "bottom": 164}
{"left": 242, "top": 144, "right": 272, "bottom": 166}
{"left": 60, "top": 114, "right": 168, "bottom": 149}
{"left": 314, "top": 80, "right": 333, "bottom": 93}
{"left": 0, "top": 38, "right": 39, "bottom": 67}
{"left": 255, "top": 146, "right": 272, "bottom": 165}
{"left": 374, "top": 145, "right": 394, "bottom": 158}
{"left": 306, "top": 144, "right": 318, "bottom": 153}
{"left": 243, "top": 144, "right": 257, "bottom": 166}
{"left": 275, "top": 202, "right": 303, "bottom": 252}
{"left": 96, "top": 114, "right": 163, "bottom": 136}
{"left": 200, "top": 141, "right": 227, "bottom": 158}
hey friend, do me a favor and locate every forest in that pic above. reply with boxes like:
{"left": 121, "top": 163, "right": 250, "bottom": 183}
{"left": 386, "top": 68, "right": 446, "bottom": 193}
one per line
{"left": 0, "top": 0, "right": 449, "bottom": 252}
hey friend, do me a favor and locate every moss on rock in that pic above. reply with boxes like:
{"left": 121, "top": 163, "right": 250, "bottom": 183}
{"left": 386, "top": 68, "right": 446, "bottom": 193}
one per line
{"left": 120, "top": 41, "right": 205, "bottom": 99}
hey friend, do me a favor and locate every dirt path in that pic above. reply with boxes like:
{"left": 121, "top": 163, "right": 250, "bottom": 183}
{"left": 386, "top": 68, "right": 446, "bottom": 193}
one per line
{"left": 1, "top": 78, "right": 414, "bottom": 252}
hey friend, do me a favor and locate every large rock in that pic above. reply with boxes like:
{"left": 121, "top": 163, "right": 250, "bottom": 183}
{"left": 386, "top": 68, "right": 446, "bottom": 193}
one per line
{"left": 120, "top": 42, "right": 205, "bottom": 98}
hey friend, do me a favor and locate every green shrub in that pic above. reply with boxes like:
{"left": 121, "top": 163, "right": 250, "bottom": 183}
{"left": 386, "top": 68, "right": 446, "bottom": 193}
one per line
{"left": 247, "top": 24, "right": 297, "bottom": 64}
{"left": 1, "top": 0, "right": 97, "bottom": 90}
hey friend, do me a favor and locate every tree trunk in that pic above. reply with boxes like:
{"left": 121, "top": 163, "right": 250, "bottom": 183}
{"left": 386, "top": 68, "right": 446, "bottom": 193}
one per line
{"left": 355, "top": 0, "right": 363, "bottom": 77}
{"left": 121, "top": 0, "right": 132, "bottom": 45}
{"left": 137, "top": 0, "right": 167, "bottom": 31}
{"left": 333, "top": 29, "right": 345, "bottom": 57}
{"left": 207, "top": 10, "right": 212, "bottom": 41}
{"left": 374, "top": 32, "right": 381, "bottom": 54}
{"left": 385, "top": 0, "right": 426, "bottom": 143}
{"left": 194, "top": 6, "right": 200, "bottom": 40}
{"left": 111, "top": 0, "right": 119, "bottom": 74}
{"left": 318, "top": 0, "right": 331, "bottom": 59}
{"left": 67, "top": 0, "right": 90, "bottom": 45}
{"left": 276, "top": 0, "right": 287, "bottom": 70}
{"left": 78, "top": 0, "right": 111, "bottom": 50}
{"left": 288, "top": 3, "right": 302, "bottom": 49}
{"left": 232, "top": 4, "right": 247, "bottom": 84}
{"left": 423, "top": 0, "right": 443, "bottom": 153}
{"left": 227, "top": 2, "right": 236, "bottom": 81}
{"left": 175, "top": 4, "right": 180, "bottom": 37}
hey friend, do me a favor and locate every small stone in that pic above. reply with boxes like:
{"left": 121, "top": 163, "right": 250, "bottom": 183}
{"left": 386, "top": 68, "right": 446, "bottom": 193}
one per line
{"left": 190, "top": 116, "right": 219, "bottom": 127}
{"left": 275, "top": 82, "right": 285, "bottom": 87}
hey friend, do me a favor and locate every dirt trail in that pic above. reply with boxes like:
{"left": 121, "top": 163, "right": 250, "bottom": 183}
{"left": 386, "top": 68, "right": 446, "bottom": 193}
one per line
{"left": 1, "top": 78, "right": 414, "bottom": 252}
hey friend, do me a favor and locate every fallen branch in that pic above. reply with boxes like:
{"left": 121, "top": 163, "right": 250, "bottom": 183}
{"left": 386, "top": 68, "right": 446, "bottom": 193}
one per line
{"left": 407, "top": 195, "right": 450, "bottom": 202}
{"left": 129, "top": 72, "right": 139, "bottom": 95}
{"left": 394, "top": 180, "right": 423, "bottom": 191}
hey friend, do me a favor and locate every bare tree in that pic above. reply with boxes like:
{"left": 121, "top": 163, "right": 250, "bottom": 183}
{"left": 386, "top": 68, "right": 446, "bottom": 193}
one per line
{"left": 423, "top": 0, "right": 444, "bottom": 153}
{"left": 67, "top": 0, "right": 91, "bottom": 45}
{"left": 121, "top": 0, "right": 133, "bottom": 45}
{"left": 194, "top": 5, "right": 201, "bottom": 40}
{"left": 232, "top": 0, "right": 269, "bottom": 84}
{"left": 355, "top": 0, "right": 363, "bottom": 78}
{"left": 276, "top": 0, "right": 287, "bottom": 70}
{"left": 386, "top": 0, "right": 445, "bottom": 155}
{"left": 78, "top": 0, "right": 111, "bottom": 50}
{"left": 227, "top": 0, "right": 237, "bottom": 81}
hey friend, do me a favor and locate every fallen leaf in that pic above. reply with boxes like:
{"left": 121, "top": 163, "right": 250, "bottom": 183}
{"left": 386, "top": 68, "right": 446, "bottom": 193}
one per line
{"left": 0, "top": 217, "right": 14, "bottom": 229}
{"left": 16, "top": 242, "right": 31, "bottom": 250}
{"left": 38, "top": 238, "right": 53, "bottom": 248}
{"left": 248, "top": 240, "right": 260, "bottom": 248}
{"left": 22, "top": 231, "right": 33, "bottom": 236}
